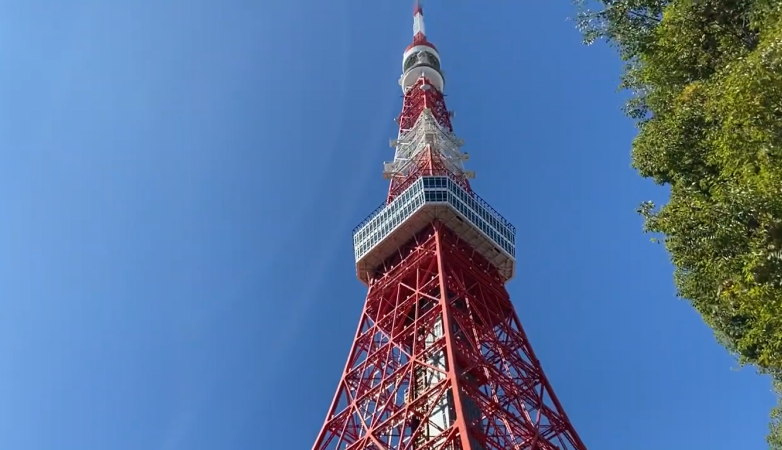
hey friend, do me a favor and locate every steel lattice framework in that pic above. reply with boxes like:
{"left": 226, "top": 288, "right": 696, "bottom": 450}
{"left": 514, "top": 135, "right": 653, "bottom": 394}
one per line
{"left": 311, "top": 4, "right": 587, "bottom": 450}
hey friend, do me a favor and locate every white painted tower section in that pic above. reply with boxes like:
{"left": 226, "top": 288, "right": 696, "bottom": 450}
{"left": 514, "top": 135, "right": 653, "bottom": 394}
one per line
{"left": 384, "top": 107, "right": 472, "bottom": 181}
{"left": 413, "top": 8, "right": 426, "bottom": 36}
{"left": 400, "top": 61, "right": 444, "bottom": 93}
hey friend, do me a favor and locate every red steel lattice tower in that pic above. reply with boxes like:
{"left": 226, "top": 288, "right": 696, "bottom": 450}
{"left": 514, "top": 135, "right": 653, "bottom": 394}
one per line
{"left": 311, "top": 4, "right": 588, "bottom": 450}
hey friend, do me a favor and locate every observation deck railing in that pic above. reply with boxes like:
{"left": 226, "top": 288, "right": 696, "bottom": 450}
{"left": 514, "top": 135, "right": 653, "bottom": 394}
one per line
{"left": 352, "top": 176, "right": 516, "bottom": 283}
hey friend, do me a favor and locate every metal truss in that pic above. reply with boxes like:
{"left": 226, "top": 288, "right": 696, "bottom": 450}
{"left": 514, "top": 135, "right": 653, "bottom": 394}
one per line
{"left": 387, "top": 78, "right": 472, "bottom": 203}
{"left": 312, "top": 222, "right": 587, "bottom": 450}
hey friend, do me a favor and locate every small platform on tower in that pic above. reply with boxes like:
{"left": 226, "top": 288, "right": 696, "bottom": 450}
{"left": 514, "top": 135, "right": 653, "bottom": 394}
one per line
{"left": 353, "top": 176, "right": 516, "bottom": 284}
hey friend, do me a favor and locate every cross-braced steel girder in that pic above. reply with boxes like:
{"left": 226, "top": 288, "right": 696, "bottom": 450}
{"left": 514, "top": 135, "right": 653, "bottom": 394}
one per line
{"left": 312, "top": 222, "right": 587, "bottom": 450}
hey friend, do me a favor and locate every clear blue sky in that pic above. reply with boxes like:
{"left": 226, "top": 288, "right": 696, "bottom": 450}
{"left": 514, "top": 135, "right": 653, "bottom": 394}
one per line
{"left": 0, "top": 1, "right": 775, "bottom": 449}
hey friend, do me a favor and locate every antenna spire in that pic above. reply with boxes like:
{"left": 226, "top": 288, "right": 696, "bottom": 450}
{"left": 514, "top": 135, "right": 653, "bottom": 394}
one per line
{"left": 412, "top": 0, "right": 426, "bottom": 38}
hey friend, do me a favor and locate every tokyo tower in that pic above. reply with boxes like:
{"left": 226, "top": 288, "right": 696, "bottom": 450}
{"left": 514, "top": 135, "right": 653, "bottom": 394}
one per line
{"left": 311, "top": 3, "right": 587, "bottom": 450}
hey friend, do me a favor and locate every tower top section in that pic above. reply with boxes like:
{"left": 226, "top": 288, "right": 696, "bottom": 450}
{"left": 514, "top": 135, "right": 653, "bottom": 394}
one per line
{"left": 408, "top": 2, "right": 435, "bottom": 52}
{"left": 400, "top": 1, "right": 444, "bottom": 92}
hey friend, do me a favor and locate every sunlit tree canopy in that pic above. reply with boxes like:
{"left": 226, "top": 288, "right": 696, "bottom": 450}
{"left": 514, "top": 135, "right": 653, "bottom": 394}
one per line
{"left": 574, "top": 0, "right": 782, "bottom": 446}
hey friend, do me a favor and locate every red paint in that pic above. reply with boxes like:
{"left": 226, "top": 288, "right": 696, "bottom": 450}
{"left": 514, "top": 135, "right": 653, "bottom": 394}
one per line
{"left": 407, "top": 33, "right": 438, "bottom": 52}
{"left": 311, "top": 224, "right": 588, "bottom": 450}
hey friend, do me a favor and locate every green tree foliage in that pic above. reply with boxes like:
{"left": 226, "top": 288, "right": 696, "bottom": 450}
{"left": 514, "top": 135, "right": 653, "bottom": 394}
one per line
{"left": 574, "top": 0, "right": 782, "bottom": 446}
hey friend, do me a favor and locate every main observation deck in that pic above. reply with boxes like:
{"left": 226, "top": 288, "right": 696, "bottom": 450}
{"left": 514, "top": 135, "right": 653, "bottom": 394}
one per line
{"left": 353, "top": 176, "right": 516, "bottom": 284}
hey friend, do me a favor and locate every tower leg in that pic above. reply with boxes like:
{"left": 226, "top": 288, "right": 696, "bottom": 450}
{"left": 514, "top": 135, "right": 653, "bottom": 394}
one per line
{"left": 312, "top": 222, "right": 587, "bottom": 450}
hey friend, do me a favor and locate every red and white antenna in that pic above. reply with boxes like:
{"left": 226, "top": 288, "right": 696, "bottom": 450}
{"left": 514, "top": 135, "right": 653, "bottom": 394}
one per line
{"left": 406, "top": 1, "right": 437, "bottom": 56}
{"left": 400, "top": 0, "right": 443, "bottom": 93}
{"left": 413, "top": 0, "right": 426, "bottom": 38}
